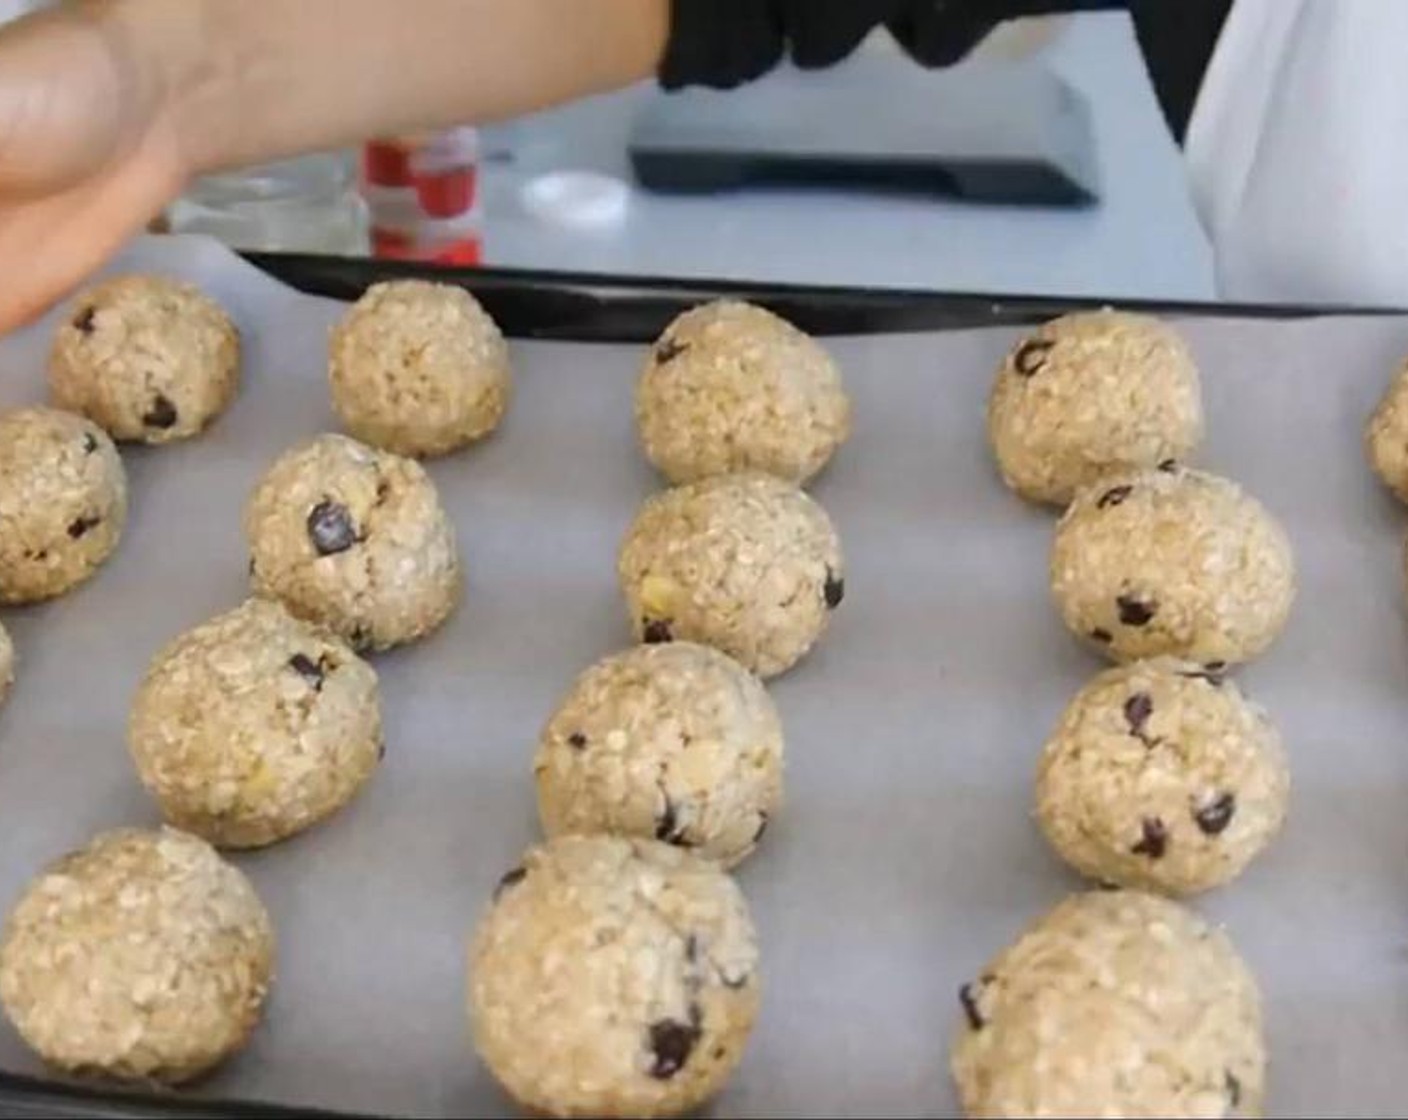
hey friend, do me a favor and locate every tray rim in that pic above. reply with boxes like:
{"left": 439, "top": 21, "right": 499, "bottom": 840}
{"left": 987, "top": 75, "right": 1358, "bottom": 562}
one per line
{"left": 2, "top": 248, "right": 1401, "bottom": 1120}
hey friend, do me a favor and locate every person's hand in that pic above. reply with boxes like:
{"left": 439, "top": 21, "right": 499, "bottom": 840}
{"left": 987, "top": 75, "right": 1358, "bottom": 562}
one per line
{"left": 0, "top": 3, "right": 186, "bottom": 331}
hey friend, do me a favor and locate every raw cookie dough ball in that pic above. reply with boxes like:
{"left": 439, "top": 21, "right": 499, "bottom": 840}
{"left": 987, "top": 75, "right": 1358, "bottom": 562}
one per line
{"left": 987, "top": 310, "right": 1203, "bottom": 506}
{"left": 1366, "top": 356, "right": 1408, "bottom": 502}
{"left": 0, "top": 827, "right": 274, "bottom": 1085}
{"left": 0, "top": 407, "right": 126, "bottom": 604}
{"left": 952, "top": 889, "right": 1264, "bottom": 1119}
{"left": 535, "top": 642, "right": 783, "bottom": 867}
{"left": 329, "top": 279, "right": 511, "bottom": 458}
{"left": 470, "top": 834, "right": 759, "bottom": 1119}
{"left": 129, "top": 598, "right": 384, "bottom": 849}
{"left": 636, "top": 299, "right": 851, "bottom": 484}
{"left": 1050, "top": 465, "right": 1295, "bottom": 665}
{"left": 1036, "top": 658, "right": 1288, "bottom": 895}
{"left": 245, "top": 433, "right": 460, "bottom": 650}
{"left": 49, "top": 274, "right": 240, "bottom": 444}
{"left": 618, "top": 472, "right": 844, "bottom": 678}
{"left": 0, "top": 620, "right": 12, "bottom": 707}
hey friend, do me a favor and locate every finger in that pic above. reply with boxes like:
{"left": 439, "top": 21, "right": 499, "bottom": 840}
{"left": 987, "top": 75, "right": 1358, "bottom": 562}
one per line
{"left": 0, "top": 131, "right": 180, "bottom": 332}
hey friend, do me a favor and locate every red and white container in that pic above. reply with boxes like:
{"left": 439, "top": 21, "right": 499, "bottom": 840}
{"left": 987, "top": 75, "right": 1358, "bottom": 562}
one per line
{"left": 361, "top": 128, "right": 483, "bottom": 264}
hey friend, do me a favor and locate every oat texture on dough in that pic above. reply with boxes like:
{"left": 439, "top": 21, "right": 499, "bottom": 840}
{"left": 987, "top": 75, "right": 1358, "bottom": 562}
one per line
{"left": 618, "top": 472, "right": 844, "bottom": 678}
{"left": 329, "top": 279, "right": 512, "bottom": 458}
{"left": 129, "top": 598, "right": 384, "bottom": 849}
{"left": 535, "top": 642, "right": 783, "bottom": 867}
{"left": 1036, "top": 657, "right": 1289, "bottom": 895}
{"left": 0, "top": 406, "right": 127, "bottom": 604}
{"left": 0, "top": 827, "right": 274, "bottom": 1085}
{"left": 469, "top": 834, "right": 759, "bottom": 1119}
{"left": 952, "top": 889, "right": 1264, "bottom": 1118}
{"left": 1050, "top": 464, "right": 1295, "bottom": 666}
{"left": 245, "top": 433, "right": 461, "bottom": 650}
{"left": 49, "top": 274, "right": 240, "bottom": 445}
{"left": 987, "top": 310, "right": 1203, "bottom": 506}
{"left": 636, "top": 299, "right": 851, "bottom": 485}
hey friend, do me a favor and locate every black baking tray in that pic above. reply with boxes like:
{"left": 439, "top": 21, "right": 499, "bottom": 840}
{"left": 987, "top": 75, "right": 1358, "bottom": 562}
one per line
{"left": 0, "top": 250, "right": 1397, "bottom": 1120}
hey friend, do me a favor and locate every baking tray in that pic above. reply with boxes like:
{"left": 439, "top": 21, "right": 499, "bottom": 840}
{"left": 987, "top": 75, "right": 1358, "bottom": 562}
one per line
{"left": 2, "top": 237, "right": 1408, "bottom": 1119}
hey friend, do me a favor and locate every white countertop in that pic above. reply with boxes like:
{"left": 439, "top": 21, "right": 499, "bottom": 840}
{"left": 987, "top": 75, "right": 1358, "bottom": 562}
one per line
{"left": 477, "top": 12, "right": 1215, "bottom": 301}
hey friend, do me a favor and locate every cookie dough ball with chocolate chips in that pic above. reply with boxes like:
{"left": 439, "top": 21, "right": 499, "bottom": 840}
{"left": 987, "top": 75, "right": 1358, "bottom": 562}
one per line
{"left": 329, "top": 279, "right": 512, "bottom": 458}
{"left": 1051, "top": 464, "right": 1295, "bottom": 666}
{"left": 0, "top": 827, "right": 274, "bottom": 1085}
{"left": 1366, "top": 355, "right": 1408, "bottom": 502}
{"left": 129, "top": 598, "right": 384, "bottom": 849}
{"left": 470, "top": 834, "right": 759, "bottom": 1120}
{"left": 618, "top": 472, "right": 844, "bottom": 679}
{"left": 535, "top": 642, "right": 783, "bottom": 868}
{"left": 0, "top": 407, "right": 126, "bottom": 604}
{"left": 1037, "top": 658, "right": 1288, "bottom": 895}
{"left": 49, "top": 274, "right": 240, "bottom": 444}
{"left": 636, "top": 300, "right": 851, "bottom": 485}
{"left": 0, "top": 620, "right": 13, "bottom": 707}
{"left": 987, "top": 310, "right": 1203, "bottom": 506}
{"left": 952, "top": 889, "right": 1264, "bottom": 1119}
{"left": 245, "top": 434, "right": 460, "bottom": 650}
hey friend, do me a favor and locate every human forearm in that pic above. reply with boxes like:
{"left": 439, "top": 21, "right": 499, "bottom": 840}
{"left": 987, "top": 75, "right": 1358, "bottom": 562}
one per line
{"left": 110, "top": 0, "right": 669, "bottom": 177}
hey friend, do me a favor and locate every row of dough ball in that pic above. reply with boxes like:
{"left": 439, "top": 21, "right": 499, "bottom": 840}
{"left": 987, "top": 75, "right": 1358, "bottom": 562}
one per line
{"left": 987, "top": 311, "right": 1296, "bottom": 665}
{"left": 333, "top": 282, "right": 854, "bottom": 484}
{"left": 49, "top": 272, "right": 855, "bottom": 489}
{"left": 0, "top": 833, "right": 1270, "bottom": 1115}
{"left": 45, "top": 273, "right": 511, "bottom": 459}
{"left": 469, "top": 303, "right": 852, "bottom": 1116}
{"left": 981, "top": 313, "right": 1277, "bottom": 1116}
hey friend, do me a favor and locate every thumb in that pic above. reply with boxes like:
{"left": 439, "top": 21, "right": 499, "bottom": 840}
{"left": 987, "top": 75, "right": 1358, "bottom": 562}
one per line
{"left": 0, "top": 4, "right": 141, "bottom": 198}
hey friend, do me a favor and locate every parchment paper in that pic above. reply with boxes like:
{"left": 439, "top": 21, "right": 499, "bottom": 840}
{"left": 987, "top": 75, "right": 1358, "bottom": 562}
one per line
{"left": 1, "top": 237, "right": 1407, "bottom": 1119}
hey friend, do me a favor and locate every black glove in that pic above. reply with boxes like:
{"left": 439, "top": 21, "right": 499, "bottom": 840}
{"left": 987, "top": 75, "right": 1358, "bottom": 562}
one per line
{"left": 659, "top": 0, "right": 1124, "bottom": 89}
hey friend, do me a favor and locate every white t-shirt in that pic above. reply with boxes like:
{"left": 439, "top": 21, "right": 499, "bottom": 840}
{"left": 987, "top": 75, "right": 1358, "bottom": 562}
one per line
{"left": 1185, "top": 0, "right": 1408, "bottom": 305}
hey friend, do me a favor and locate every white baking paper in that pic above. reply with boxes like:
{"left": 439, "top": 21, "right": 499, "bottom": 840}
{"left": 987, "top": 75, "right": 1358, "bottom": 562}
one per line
{"left": 1, "top": 236, "right": 1406, "bottom": 1118}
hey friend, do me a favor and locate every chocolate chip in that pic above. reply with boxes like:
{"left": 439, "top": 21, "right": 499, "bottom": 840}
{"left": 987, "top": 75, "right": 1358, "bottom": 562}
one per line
{"left": 72, "top": 306, "right": 96, "bottom": 334}
{"left": 142, "top": 393, "right": 178, "bottom": 430}
{"left": 1180, "top": 667, "right": 1226, "bottom": 688}
{"left": 66, "top": 515, "right": 100, "bottom": 540}
{"left": 288, "top": 653, "right": 326, "bottom": 690}
{"left": 684, "top": 934, "right": 699, "bottom": 964}
{"left": 1204, "top": 660, "right": 1227, "bottom": 672}
{"left": 959, "top": 982, "right": 985, "bottom": 1030}
{"left": 307, "top": 500, "right": 358, "bottom": 556}
{"left": 1096, "top": 879, "right": 1121, "bottom": 891}
{"left": 647, "top": 1016, "right": 701, "bottom": 1079}
{"left": 349, "top": 624, "right": 371, "bottom": 650}
{"left": 1226, "top": 1070, "right": 1242, "bottom": 1109}
{"left": 1090, "top": 627, "right": 1114, "bottom": 645}
{"left": 567, "top": 732, "right": 587, "bottom": 749}
{"left": 655, "top": 337, "right": 690, "bottom": 364}
{"left": 642, "top": 619, "right": 673, "bottom": 644}
{"left": 1194, "top": 791, "right": 1236, "bottom": 836}
{"left": 493, "top": 866, "right": 527, "bottom": 901}
{"left": 81, "top": 432, "right": 99, "bottom": 454}
{"left": 1131, "top": 817, "right": 1168, "bottom": 859}
{"left": 1097, "top": 484, "right": 1133, "bottom": 510}
{"left": 1116, "top": 595, "right": 1156, "bottom": 627}
{"left": 1123, "top": 692, "right": 1153, "bottom": 737}
{"left": 753, "top": 812, "right": 769, "bottom": 844}
{"left": 1158, "top": 458, "right": 1178, "bottom": 472}
{"left": 823, "top": 567, "right": 845, "bottom": 610}
{"left": 1013, "top": 337, "right": 1054, "bottom": 376}
{"left": 655, "top": 799, "right": 688, "bottom": 845}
